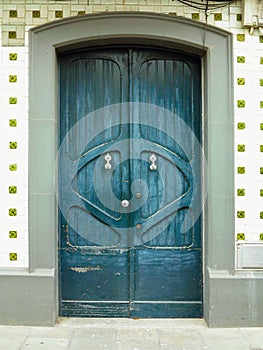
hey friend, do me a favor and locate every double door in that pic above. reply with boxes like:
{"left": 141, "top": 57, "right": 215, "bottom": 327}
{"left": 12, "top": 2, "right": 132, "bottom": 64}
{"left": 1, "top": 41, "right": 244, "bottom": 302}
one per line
{"left": 59, "top": 47, "right": 202, "bottom": 317}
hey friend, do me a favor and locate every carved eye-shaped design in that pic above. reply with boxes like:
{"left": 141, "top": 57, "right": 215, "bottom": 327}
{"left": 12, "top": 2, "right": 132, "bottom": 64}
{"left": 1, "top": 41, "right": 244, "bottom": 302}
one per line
{"left": 76, "top": 149, "right": 190, "bottom": 225}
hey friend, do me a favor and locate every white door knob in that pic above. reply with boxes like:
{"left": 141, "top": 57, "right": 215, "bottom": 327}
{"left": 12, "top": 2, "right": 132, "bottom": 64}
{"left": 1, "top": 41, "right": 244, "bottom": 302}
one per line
{"left": 121, "top": 199, "right": 129, "bottom": 208}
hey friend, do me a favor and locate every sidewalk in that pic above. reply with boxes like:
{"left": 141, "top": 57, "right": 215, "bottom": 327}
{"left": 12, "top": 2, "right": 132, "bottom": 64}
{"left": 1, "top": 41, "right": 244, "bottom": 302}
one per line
{"left": 1, "top": 318, "right": 263, "bottom": 350}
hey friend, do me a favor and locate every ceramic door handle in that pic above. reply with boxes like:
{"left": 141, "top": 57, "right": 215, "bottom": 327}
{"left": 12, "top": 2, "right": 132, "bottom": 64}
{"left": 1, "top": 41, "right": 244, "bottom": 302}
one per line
{"left": 104, "top": 153, "right": 112, "bottom": 170}
{"left": 149, "top": 153, "right": 157, "bottom": 171}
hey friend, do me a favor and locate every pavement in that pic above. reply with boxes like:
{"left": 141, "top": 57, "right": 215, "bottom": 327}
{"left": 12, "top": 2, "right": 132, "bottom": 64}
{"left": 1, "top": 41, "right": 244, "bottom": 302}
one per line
{"left": 1, "top": 318, "right": 263, "bottom": 350}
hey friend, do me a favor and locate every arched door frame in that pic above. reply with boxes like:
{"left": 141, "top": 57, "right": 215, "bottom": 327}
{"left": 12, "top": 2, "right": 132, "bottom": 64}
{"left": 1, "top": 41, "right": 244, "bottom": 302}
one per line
{"left": 27, "top": 13, "right": 235, "bottom": 326}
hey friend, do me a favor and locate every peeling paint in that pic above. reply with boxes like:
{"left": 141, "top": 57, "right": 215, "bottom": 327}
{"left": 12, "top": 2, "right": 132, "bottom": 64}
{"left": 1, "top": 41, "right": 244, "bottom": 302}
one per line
{"left": 70, "top": 266, "right": 102, "bottom": 273}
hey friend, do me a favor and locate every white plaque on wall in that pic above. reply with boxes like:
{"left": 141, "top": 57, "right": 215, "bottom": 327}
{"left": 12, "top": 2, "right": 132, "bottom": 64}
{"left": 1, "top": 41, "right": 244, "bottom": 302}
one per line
{"left": 237, "top": 243, "right": 263, "bottom": 269}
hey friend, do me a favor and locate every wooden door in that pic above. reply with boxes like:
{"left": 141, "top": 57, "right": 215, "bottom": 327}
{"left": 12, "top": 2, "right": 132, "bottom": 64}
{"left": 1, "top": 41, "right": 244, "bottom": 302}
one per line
{"left": 59, "top": 47, "right": 202, "bottom": 317}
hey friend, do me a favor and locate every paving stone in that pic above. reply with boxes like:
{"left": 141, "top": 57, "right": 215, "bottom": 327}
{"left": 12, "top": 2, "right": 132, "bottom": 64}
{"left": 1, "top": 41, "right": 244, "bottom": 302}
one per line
{"left": 242, "top": 328, "right": 263, "bottom": 348}
{"left": 28, "top": 326, "right": 73, "bottom": 339}
{"left": 0, "top": 325, "right": 29, "bottom": 338}
{"left": 0, "top": 326, "right": 29, "bottom": 350}
{"left": 199, "top": 328, "right": 250, "bottom": 350}
{"left": 0, "top": 319, "right": 263, "bottom": 350}
{"left": 20, "top": 336, "right": 69, "bottom": 349}
{"left": 116, "top": 328, "right": 158, "bottom": 340}
{"left": 59, "top": 317, "right": 206, "bottom": 330}
{"left": 115, "top": 339, "right": 160, "bottom": 350}
{"left": 158, "top": 329, "right": 207, "bottom": 349}
{"left": 160, "top": 346, "right": 209, "bottom": 350}
{"left": 69, "top": 329, "right": 115, "bottom": 350}
{"left": 0, "top": 338, "right": 24, "bottom": 350}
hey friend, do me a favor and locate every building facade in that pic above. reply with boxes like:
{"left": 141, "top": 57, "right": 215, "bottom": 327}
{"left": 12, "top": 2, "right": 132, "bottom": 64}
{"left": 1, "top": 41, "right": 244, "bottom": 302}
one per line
{"left": 0, "top": 0, "right": 263, "bottom": 327}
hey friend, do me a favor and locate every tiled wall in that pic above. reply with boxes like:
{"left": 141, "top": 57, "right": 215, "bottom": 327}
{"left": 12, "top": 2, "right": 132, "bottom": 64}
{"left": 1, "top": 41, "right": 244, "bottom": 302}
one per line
{"left": 234, "top": 28, "right": 263, "bottom": 247}
{"left": 0, "top": 0, "right": 262, "bottom": 268}
{"left": 0, "top": 45, "right": 28, "bottom": 267}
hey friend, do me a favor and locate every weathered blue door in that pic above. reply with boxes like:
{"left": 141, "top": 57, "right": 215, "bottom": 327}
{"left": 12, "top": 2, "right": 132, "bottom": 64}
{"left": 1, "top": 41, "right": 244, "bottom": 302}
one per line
{"left": 59, "top": 47, "right": 202, "bottom": 317}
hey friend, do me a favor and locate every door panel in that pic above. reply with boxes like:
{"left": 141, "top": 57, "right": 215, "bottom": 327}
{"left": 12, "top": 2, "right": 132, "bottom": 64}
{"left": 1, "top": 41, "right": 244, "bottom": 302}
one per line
{"left": 142, "top": 208, "right": 195, "bottom": 248}
{"left": 134, "top": 249, "right": 202, "bottom": 300}
{"left": 61, "top": 250, "right": 130, "bottom": 301}
{"left": 59, "top": 50, "right": 131, "bottom": 316}
{"left": 59, "top": 47, "right": 202, "bottom": 318}
{"left": 129, "top": 49, "right": 201, "bottom": 316}
{"left": 66, "top": 57, "right": 125, "bottom": 161}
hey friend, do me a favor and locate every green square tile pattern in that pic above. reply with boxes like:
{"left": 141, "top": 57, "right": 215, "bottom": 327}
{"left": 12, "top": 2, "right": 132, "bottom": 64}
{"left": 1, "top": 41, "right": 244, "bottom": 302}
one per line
{"left": 9, "top": 253, "right": 17, "bottom": 261}
{"left": 214, "top": 13, "right": 222, "bottom": 21}
{"left": 7, "top": 39, "right": 18, "bottom": 228}
{"left": 237, "top": 211, "right": 245, "bottom": 218}
{"left": 9, "top": 10, "right": 17, "bottom": 18}
{"left": 237, "top": 188, "right": 245, "bottom": 196}
{"left": 9, "top": 142, "right": 17, "bottom": 149}
{"left": 9, "top": 186, "right": 17, "bottom": 194}
{"left": 8, "top": 31, "right": 17, "bottom": 39}
{"left": 237, "top": 78, "right": 245, "bottom": 85}
{"left": 260, "top": 189, "right": 263, "bottom": 196}
{"left": 55, "top": 11, "right": 63, "bottom": 18}
{"left": 260, "top": 167, "right": 263, "bottom": 174}
{"left": 237, "top": 167, "right": 245, "bottom": 174}
{"left": 9, "top": 208, "right": 17, "bottom": 216}
{"left": 9, "top": 97, "right": 17, "bottom": 104}
{"left": 9, "top": 231, "right": 17, "bottom": 238}
{"left": 237, "top": 34, "right": 245, "bottom": 42}
{"left": 260, "top": 145, "right": 263, "bottom": 152}
{"left": 238, "top": 144, "right": 245, "bottom": 152}
{"left": 260, "top": 123, "right": 263, "bottom": 130}
{"left": 9, "top": 53, "right": 17, "bottom": 60}
{"left": 260, "top": 57, "right": 263, "bottom": 64}
{"left": 260, "top": 101, "right": 263, "bottom": 108}
{"left": 237, "top": 122, "right": 245, "bottom": 130}
{"left": 9, "top": 164, "right": 17, "bottom": 171}
{"left": 237, "top": 100, "right": 245, "bottom": 108}
{"left": 32, "top": 11, "right": 41, "bottom": 18}
{"left": 237, "top": 233, "right": 245, "bottom": 240}
{"left": 260, "top": 234, "right": 263, "bottom": 241}
{"left": 260, "top": 212, "right": 263, "bottom": 219}
{"left": 9, "top": 75, "right": 17, "bottom": 83}
{"left": 192, "top": 13, "right": 200, "bottom": 20}
{"left": 260, "top": 79, "right": 263, "bottom": 86}
{"left": 237, "top": 56, "right": 245, "bottom": 63}
{"left": 9, "top": 119, "right": 17, "bottom": 127}
{"left": 260, "top": 36, "right": 263, "bottom": 43}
